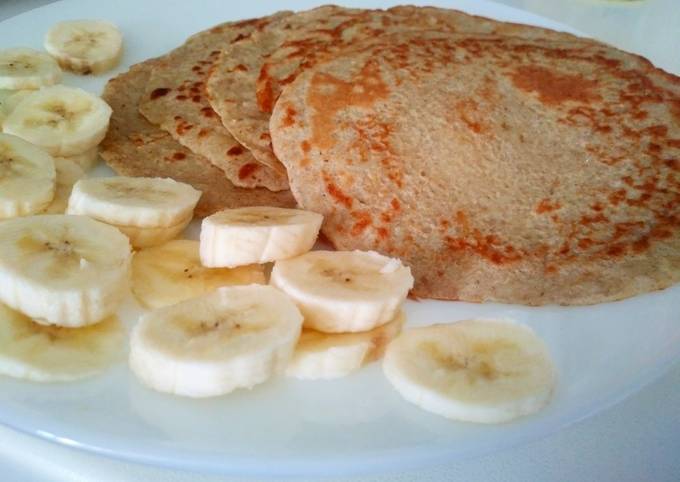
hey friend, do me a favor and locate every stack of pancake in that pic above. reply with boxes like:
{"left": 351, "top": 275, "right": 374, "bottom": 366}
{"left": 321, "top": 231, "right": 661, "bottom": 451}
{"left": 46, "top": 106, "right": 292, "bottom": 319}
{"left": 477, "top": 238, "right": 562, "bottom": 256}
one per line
{"left": 101, "top": 5, "right": 680, "bottom": 305}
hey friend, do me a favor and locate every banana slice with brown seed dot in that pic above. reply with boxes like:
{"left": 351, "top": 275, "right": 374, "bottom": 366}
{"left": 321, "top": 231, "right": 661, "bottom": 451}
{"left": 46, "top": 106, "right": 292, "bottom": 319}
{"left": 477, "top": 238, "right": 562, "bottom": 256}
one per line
{"left": 0, "top": 214, "right": 131, "bottom": 327}
{"left": 270, "top": 250, "right": 413, "bottom": 333}
{"left": 129, "top": 285, "right": 303, "bottom": 398}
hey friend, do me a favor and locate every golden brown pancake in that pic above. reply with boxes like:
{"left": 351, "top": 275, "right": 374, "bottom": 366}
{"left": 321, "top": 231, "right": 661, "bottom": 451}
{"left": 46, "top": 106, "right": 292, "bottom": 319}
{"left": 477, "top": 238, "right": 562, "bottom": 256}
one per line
{"left": 207, "top": 5, "right": 581, "bottom": 170}
{"left": 138, "top": 14, "right": 290, "bottom": 192}
{"left": 100, "top": 60, "right": 296, "bottom": 217}
{"left": 270, "top": 32, "right": 680, "bottom": 305}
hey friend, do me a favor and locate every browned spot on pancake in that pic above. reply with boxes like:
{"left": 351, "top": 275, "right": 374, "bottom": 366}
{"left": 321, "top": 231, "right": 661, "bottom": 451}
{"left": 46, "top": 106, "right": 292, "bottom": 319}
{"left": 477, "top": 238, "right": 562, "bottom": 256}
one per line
{"left": 175, "top": 95, "right": 188, "bottom": 101}
{"left": 445, "top": 234, "right": 521, "bottom": 265}
{"left": 632, "top": 237, "right": 650, "bottom": 253}
{"left": 172, "top": 152, "right": 186, "bottom": 161}
{"left": 238, "top": 163, "right": 260, "bottom": 180}
{"left": 455, "top": 99, "right": 486, "bottom": 134}
{"left": 606, "top": 244, "right": 626, "bottom": 257}
{"left": 323, "top": 173, "right": 353, "bottom": 208}
{"left": 257, "top": 63, "right": 277, "bottom": 113}
{"left": 377, "top": 227, "right": 389, "bottom": 240}
{"left": 608, "top": 189, "right": 627, "bottom": 206}
{"left": 176, "top": 119, "right": 193, "bottom": 135}
{"left": 351, "top": 211, "right": 372, "bottom": 236}
{"left": 579, "top": 213, "right": 608, "bottom": 225}
{"left": 578, "top": 238, "right": 594, "bottom": 249}
{"left": 192, "top": 95, "right": 202, "bottom": 103}
{"left": 536, "top": 198, "right": 560, "bottom": 214}
{"left": 510, "top": 66, "right": 600, "bottom": 105}
{"left": 234, "top": 64, "right": 248, "bottom": 72}
{"left": 670, "top": 99, "right": 680, "bottom": 123}
{"left": 307, "top": 59, "right": 390, "bottom": 150}
{"left": 232, "top": 33, "right": 250, "bottom": 43}
{"left": 391, "top": 198, "right": 401, "bottom": 211}
{"left": 462, "top": 116, "right": 484, "bottom": 133}
{"left": 455, "top": 210, "right": 470, "bottom": 232}
{"left": 150, "top": 87, "right": 171, "bottom": 100}
{"left": 200, "top": 106, "right": 217, "bottom": 118}
{"left": 198, "top": 128, "right": 210, "bottom": 138}
{"left": 227, "top": 145, "right": 244, "bottom": 156}
{"left": 301, "top": 140, "right": 311, "bottom": 153}
{"left": 282, "top": 105, "right": 297, "bottom": 127}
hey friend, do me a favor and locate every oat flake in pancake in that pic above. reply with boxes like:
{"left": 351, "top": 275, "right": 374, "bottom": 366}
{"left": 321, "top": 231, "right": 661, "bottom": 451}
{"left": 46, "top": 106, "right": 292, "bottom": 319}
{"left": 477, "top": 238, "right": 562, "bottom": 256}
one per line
{"left": 100, "top": 60, "right": 295, "bottom": 217}
{"left": 270, "top": 32, "right": 680, "bottom": 305}
{"left": 139, "top": 14, "right": 290, "bottom": 192}
{"left": 207, "top": 5, "right": 581, "bottom": 171}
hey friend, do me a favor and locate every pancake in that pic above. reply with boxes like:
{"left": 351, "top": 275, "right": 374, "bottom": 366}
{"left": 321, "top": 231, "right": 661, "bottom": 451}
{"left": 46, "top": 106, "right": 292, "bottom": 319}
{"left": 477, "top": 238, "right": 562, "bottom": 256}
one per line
{"left": 138, "top": 14, "right": 290, "bottom": 192}
{"left": 100, "top": 60, "right": 296, "bottom": 217}
{"left": 207, "top": 5, "right": 581, "bottom": 170}
{"left": 270, "top": 32, "right": 680, "bottom": 305}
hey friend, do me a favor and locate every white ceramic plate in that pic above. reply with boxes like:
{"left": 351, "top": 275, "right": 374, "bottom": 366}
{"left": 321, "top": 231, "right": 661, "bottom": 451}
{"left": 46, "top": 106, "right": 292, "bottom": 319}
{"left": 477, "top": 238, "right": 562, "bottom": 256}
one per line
{"left": 0, "top": 0, "right": 678, "bottom": 477}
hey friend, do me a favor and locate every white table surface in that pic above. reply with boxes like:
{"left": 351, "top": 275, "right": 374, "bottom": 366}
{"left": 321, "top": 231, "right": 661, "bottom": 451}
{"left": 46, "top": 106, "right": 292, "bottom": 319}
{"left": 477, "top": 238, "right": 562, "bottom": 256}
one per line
{"left": 0, "top": 0, "right": 679, "bottom": 480}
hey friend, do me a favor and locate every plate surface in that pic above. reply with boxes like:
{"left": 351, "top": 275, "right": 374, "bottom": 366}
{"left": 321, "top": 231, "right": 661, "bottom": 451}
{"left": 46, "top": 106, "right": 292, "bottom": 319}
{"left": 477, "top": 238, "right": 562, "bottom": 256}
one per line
{"left": 0, "top": 0, "right": 679, "bottom": 477}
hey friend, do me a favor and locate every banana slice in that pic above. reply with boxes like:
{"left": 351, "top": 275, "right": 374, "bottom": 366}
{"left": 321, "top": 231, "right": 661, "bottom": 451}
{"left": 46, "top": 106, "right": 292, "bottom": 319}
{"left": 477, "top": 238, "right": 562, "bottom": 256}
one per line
{"left": 67, "top": 176, "right": 200, "bottom": 228}
{"left": 383, "top": 320, "right": 556, "bottom": 424}
{"left": 116, "top": 215, "right": 192, "bottom": 249}
{"left": 0, "top": 214, "right": 131, "bottom": 327}
{"left": 0, "top": 48, "right": 62, "bottom": 90}
{"left": 3, "top": 85, "right": 112, "bottom": 157}
{"left": 129, "top": 285, "right": 303, "bottom": 398}
{"left": 43, "top": 157, "right": 84, "bottom": 214}
{"left": 286, "top": 311, "right": 404, "bottom": 380}
{"left": 56, "top": 146, "right": 99, "bottom": 172}
{"left": 200, "top": 207, "right": 323, "bottom": 268}
{"left": 0, "top": 132, "right": 56, "bottom": 219}
{"left": 132, "top": 239, "right": 266, "bottom": 309}
{"left": 0, "top": 303, "right": 124, "bottom": 382}
{"left": 270, "top": 250, "right": 414, "bottom": 333}
{"left": 44, "top": 20, "right": 123, "bottom": 75}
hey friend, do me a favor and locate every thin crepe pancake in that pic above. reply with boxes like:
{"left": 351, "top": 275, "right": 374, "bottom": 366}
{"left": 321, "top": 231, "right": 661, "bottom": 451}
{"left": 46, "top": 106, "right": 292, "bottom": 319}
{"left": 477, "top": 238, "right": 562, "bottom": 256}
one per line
{"left": 207, "top": 5, "right": 581, "bottom": 169}
{"left": 100, "top": 60, "right": 295, "bottom": 217}
{"left": 139, "top": 14, "right": 290, "bottom": 192}
{"left": 270, "top": 32, "right": 680, "bottom": 305}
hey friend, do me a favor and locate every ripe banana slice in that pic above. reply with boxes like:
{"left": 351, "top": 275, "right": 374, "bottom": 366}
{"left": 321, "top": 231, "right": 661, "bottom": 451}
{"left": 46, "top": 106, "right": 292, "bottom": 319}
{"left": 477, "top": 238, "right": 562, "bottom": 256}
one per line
{"left": 116, "top": 215, "right": 192, "bottom": 249}
{"left": 270, "top": 250, "right": 414, "bottom": 333}
{"left": 129, "top": 285, "right": 303, "bottom": 398}
{"left": 286, "top": 311, "right": 404, "bottom": 380}
{"left": 57, "top": 146, "right": 99, "bottom": 172}
{"left": 132, "top": 239, "right": 266, "bottom": 309}
{"left": 383, "top": 320, "right": 556, "bottom": 424}
{"left": 0, "top": 214, "right": 131, "bottom": 327}
{"left": 44, "top": 20, "right": 123, "bottom": 75}
{"left": 3, "top": 85, "right": 112, "bottom": 157}
{"left": 200, "top": 207, "right": 323, "bottom": 268}
{"left": 43, "top": 157, "right": 84, "bottom": 214}
{"left": 0, "top": 132, "right": 56, "bottom": 218}
{"left": 0, "top": 303, "right": 124, "bottom": 382}
{"left": 67, "top": 176, "right": 201, "bottom": 227}
{"left": 0, "top": 48, "right": 62, "bottom": 90}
